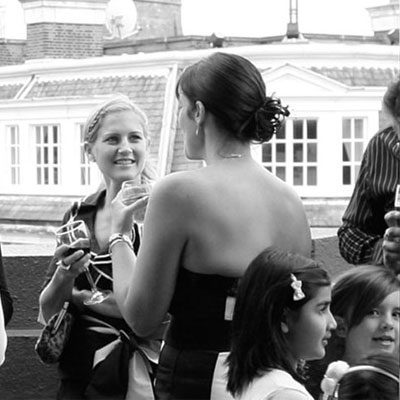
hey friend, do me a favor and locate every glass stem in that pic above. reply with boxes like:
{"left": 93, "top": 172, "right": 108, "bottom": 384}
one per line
{"left": 84, "top": 268, "right": 98, "bottom": 293}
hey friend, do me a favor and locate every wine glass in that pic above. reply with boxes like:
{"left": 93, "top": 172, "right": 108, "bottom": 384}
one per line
{"left": 121, "top": 180, "right": 152, "bottom": 224}
{"left": 55, "top": 220, "right": 110, "bottom": 305}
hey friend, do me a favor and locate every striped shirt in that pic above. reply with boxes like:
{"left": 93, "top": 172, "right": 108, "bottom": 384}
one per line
{"left": 338, "top": 127, "right": 400, "bottom": 264}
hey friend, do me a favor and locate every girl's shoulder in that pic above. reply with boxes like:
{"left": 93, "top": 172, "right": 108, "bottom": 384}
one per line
{"left": 240, "top": 370, "right": 312, "bottom": 400}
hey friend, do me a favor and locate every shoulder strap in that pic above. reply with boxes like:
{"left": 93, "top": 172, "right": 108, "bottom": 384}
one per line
{"left": 67, "top": 199, "right": 82, "bottom": 224}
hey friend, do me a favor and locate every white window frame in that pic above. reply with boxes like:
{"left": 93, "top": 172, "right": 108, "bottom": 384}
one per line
{"left": 257, "top": 117, "right": 319, "bottom": 196}
{"left": 34, "top": 124, "right": 61, "bottom": 186}
{"left": 6, "top": 125, "right": 21, "bottom": 185}
{"left": 341, "top": 117, "right": 367, "bottom": 186}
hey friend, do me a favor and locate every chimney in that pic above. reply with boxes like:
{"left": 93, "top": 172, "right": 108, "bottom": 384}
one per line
{"left": 133, "top": 0, "right": 182, "bottom": 39}
{"left": 286, "top": 0, "right": 300, "bottom": 39}
{"left": 19, "top": 0, "right": 109, "bottom": 60}
{"left": 0, "top": 1, "right": 26, "bottom": 66}
{"left": 366, "top": 1, "right": 400, "bottom": 44}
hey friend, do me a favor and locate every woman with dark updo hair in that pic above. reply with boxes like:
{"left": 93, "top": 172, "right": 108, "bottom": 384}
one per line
{"left": 110, "top": 52, "right": 312, "bottom": 399}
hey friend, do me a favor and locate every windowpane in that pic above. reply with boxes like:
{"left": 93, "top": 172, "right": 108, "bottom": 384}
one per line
{"left": 342, "top": 119, "right": 351, "bottom": 139}
{"left": 44, "top": 147, "right": 48, "bottom": 164}
{"left": 276, "top": 143, "right": 286, "bottom": 162}
{"left": 293, "top": 120, "right": 303, "bottom": 139}
{"left": 293, "top": 167, "right": 303, "bottom": 185}
{"left": 54, "top": 168, "right": 59, "bottom": 184}
{"left": 36, "top": 147, "right": 41, "bottom": 163}
{"left": 354, "top": 165, "right": 360, "bottom": 180}
{"left": 53, "top": 126, "right": 58, "bottom": 143}
{"left": 37, "top": 168, "right": 41, "bottom": 184}
{"left": 54, "top": 147, "right": 59, "bottom": 164}
{"left": 276, "top": 167, "right": 286, "bottom": 181}
{"left": 354, "top": 142, "right": 363, "bottom": 161}
{"left": 262, "top": 144, "right": 272, "bottom": 162}
{"left": 342, "top": 143, "right": 351, "bottom": 162}
{"left": 307, "top": 167, "right": 317, "bottom": 185}
{"left": 307, "top": 120, "right": 317, "bottom": 139}
{"left": 43, "top": 126, "right": 48, "bottom": 143}
{"left": 342, "top": 166, "right": 351, "bottom": 185}
{"left": 293, "top": 143, "right": 303, "bottom": 162}
{"left": 307, "top": 143, "right": 317, "bottom": 162}
{"left": 354, "top": 119, "right": 363, "bottom": 138}
{"left": 276, "top": 125, "right": 286, "bottom": 139}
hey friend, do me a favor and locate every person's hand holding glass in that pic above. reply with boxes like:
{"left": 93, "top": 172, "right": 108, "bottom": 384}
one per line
{"left": 55, "top": 220, "right": 110, "bottom": 305}
{"left": 121, "top": 180, "right": 152, "bottom": 223}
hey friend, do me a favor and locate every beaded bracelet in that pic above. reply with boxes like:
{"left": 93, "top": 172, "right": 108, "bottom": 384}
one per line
{"left": 108, "top": 233, "right": 134, "bottom": 254}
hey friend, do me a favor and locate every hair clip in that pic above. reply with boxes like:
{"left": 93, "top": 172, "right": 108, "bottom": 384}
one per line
{"left": 290, "top": 273, "right": 305, "bottom": 301}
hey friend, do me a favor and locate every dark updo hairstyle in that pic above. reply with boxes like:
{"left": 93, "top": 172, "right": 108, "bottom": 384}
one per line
{"left": 227, "top": 246, "right": 331, "bottom": 397}
{"left": 176, "top": 52, "right": 289, "bottom": 143}
{"left": 338, "top": 354, "right": 399, "bottom": 400}
{"left": 382, "top": 78, "right": 400, "bottom": 121}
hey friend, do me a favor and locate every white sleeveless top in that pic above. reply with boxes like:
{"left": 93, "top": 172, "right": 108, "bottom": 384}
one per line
{"left": 237, "top": 369, "right": 313, "bottom": 400}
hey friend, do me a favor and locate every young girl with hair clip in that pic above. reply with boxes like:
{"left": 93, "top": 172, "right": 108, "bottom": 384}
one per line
{"left": 227, "top": 246, "right": 337, "bottom": 400}
{"left": 110, "top": 52, "right": 312, "bottom": 399}
{"left": 306, "top": 265, "right": 400, "bottom": 399}
{"left": 39, "top": 95, "right": 162, "bottom": 399}
{"left": 320, "top": 354, "right": 399, "bottom": 400}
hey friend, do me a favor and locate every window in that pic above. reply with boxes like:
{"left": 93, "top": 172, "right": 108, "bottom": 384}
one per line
{"left": 342, "top": 118, "right": 365, "bottom": 185}
{"left": 35, "top": 125, "right": 60, "bottom": 185}
{"left": 262, "top": 118, "right": 318, "bottom": 187}
{"left": 7, "top": 126, "right": 20, "bottom": 185}
{"left": 78, "top": 124, "right": 91, "bottom": 186}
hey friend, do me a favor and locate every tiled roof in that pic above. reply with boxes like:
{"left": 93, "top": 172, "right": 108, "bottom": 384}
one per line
{"left": 0, "top": 84, "right": 23, "bottom": 100}
{"left": 310, "top": 67, "right": 399, "bottom": 87}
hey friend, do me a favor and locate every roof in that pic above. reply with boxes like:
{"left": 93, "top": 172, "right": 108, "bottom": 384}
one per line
{"left": 310, "top": 67, "right": 399, "bottom": 86}
{"left": 0, "top": 83, "right": 23, "bottom": 100}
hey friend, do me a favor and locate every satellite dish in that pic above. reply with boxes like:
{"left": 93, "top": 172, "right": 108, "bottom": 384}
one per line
{"left": 105, "top": 0, "right": 139, "bottom": 40}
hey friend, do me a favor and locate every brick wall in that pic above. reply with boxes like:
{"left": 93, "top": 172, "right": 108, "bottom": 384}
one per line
{"left": 25, "top": 23, "right": 106, "bottom": 60}
{"left": 0, "top": 39, "right": 25, "bottom": 66}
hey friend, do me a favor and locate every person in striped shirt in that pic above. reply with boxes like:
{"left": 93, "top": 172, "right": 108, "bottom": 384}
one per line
{"left": 338, "top": 79, "right": 400, "bottom": 274}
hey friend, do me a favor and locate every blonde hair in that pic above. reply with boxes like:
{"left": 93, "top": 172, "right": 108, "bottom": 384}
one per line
{"left": 84, "top": 95, "right": 158, "bottom": 183}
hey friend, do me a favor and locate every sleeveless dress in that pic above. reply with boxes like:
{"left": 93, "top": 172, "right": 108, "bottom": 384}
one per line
{"left": 237, "top": 369, "right": 314, "bottom": 400}
{"left": 155, "top": 268, "right": 238, "bottom": 400}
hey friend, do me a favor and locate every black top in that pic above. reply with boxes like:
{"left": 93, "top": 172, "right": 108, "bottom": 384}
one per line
{"left": 42, "top": 190, "right": 140, "bottom": 382}
{"left": 167, "top": 268, "right": 239, "bottom": 351}
{"left": 0, "top": 245, "right": 13, "bottom": 326}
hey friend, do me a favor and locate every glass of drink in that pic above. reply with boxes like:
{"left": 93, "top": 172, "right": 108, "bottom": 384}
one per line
{"left": 55, "top": 220, "right": 109, "bottom": 305}
{"left": 121, "top": 180, "right": 152, "bottom": 223}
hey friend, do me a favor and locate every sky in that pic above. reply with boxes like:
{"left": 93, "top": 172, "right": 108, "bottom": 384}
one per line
{"left": 0, "top": 0, "right": 393, "bottom": 40}
{"left": 181, "top": 0, "right": 389, "bottom": 37}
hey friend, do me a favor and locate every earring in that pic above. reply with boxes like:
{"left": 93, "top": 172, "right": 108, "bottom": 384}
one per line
{"left": 195, "top": 126, "right": 199, "bottom": 136}
{"left": 281, "top": 322, "right": 289, "bottom": 334}
{"left": 88, "top": 154, "right": 95, "bottom": 162}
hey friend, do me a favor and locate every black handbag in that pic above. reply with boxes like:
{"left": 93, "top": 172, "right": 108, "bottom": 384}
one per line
{"left": 35, "top": 302, "right": 74, "bottom": 364}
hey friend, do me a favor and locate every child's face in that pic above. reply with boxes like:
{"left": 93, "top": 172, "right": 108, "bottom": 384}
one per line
{"left": 343, "top": 290, "right": 400, "bottom": 364}
{"left": 286, "top": 286, "right": 337, "bottom": 361}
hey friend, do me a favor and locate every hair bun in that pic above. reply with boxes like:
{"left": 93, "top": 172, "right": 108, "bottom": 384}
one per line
{"left": 252, "top": 97, "right": 290, "bottom": 143}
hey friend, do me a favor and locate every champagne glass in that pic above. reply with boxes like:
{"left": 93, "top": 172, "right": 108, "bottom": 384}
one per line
{"left": 121, "top": 180, "right": 152, "bottom": 224}
{"left": 55, "top": 220, "right": 109, "bottom": 305}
